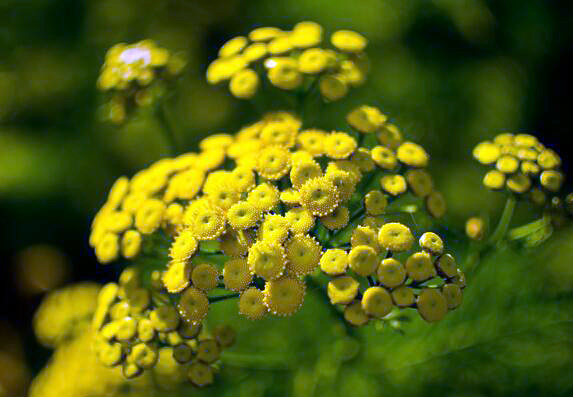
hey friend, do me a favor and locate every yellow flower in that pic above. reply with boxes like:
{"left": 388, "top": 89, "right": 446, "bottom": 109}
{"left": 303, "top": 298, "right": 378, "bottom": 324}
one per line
{"left": 435, "top": 253, "right": 457, "bottom": 278}
{"left": 227, "top": 201, "right": 262, "bottom": 230}
{"left": 280, "top": 188, "right": 301, "bottom": 206}
{"left": 327, "top": 276, "right": 359, "bottom": 305}
{"left": 465, "top": 217, "right": 485, "bottom": 240}
{"left": 268, "top": 35, "right": 294, "bottom": 55}
{"left": 191, "top": 263, "right": 219, "bottom": 291}
{"left": 263, "top": 277, "right": 306, "bottom": 316}
{"left": 95, "top": 232, "right": 120, "bottom": 264}
{"left": 377, "top": 258, "right": 406, "bottom": 288}
{"left": 178, "top": 287, "right": 209, "bottom": 325}
{"left": 259, "top": 214, "right": 290, "bottom": 243}
{"left": 185, "top": 200, "right": 226, "bottom": 240}
{"left": 223, "top": 258, "right": 252, "bottom": 291}
{"left": 331, "top": 30, "right": 367, "bottom": 52}
{"left": 377, "top": 123, "right": 403, "bottom": 148}
{"left": 506, "top": 173, "right": 531, "bottom": 193}
{"left": 418, "top": 232, "right": 444, "bottom": 255}
{"left": 206, "top": 55, "right": 247, "bottom": 84}
{"left": 496, "top": 155, "right": 519, "bottom": 173}
{"left": 188, "top": 362, "right": 214, "bottom": 387}
{"left": 378, "top": 222, "right": 414, "bottom": 252}
{"left": 247, "top": 240, "right": 287, "bottom": 280}
{"left": 285, "top": 234, "right": 322, "bottom": 275}
{"left": 319, "top": 74, "right": 348, "bottom": 101}
{"left": 442, "top": 284, "right": 463, "bottom": 309}
{"left": 346, "top": 105, "right": 387, "bottom": 133}
{"left": 362, "top": 286, "right": 393, "bottom": 318}
{"left": 321, "top": 205, "right": 350, "bottom": 230}
{"left": 405, "top": 252, "right": 436, "bottom": 281}
{"left": 231, "top": 167, "right": 256, "bottom": 192}
{"left": 324, "top": 132, "right": 357, "bottom": 159}
{"left": 266, "top": 57, "right": 302, "bottom": 90}
{"left": 248, "top": 183, "right": 280, "bottom": 212}
{"left": 169, "top": 229, "right": 198, "bottom": 261}
{"left": 128, "top": 343, "right": 158, "bottom": 369}
{"left": 472, "top": 141, "right": 501, "bottom": 164}
{"left": 220, "top": 230, "right": 251, "bottom": 257}
{"left": 256, "top": 145, "right": 292, "bottom": 180}
{"left": 243, "top": 42, "right": 268, "bottom": 62}
{"left": 351, "top": 226, "right": 379, "bottom": 251}
{"left": 391, "top": 286, "right": 415, "bottom": 307}
{"left": 364, "top": 190, "right": 388, "bottom": 215}
{"left": 135, "top": 199, "right": 166, "bottom": 235}
{"left": 297, "top": 129, "right": 326, "bottom": 156}
{"left": 229, "top": 68, "right": 259, "bottom": 99}
{"left": 380, "top": 174, "right": 407, "bottom": 196}
{"left": 150, "top": 306, "right": 180, "bottom": 332}
{"left": 285, "top": 207, "right": 316, "bottom": 234}
{"left": 249, "top": 26, "right": 285, "bottom": 42}
{"left": 260, "top": 121, "right": 298, "bottom": 147}
{"left": 197, "top": 339, "right": 221, "bottom": 363}
{"left": 325, "top": 167, "right": 356, "bottom": 202}
{"left": 348, "top": 245, "right": 378, "bottom": 276}
{"left": 351, "top": 148, "right": 375, "bottom": 172}
{"left": 344, "top": 301, "right": 369, "bottom": 326}
{"left": 290, "top": 160, "right": 323, "bottom": 188}
{"left": 540, "top": 170, "right": 564, "bottom": 192}
{"left": 416, "top": 289, "right": 447, "bottom": 323}
{"left": 298, "top": 48, "right": 329, "bottom": 74}
{"left": 537, "top": 148, "right": 561, "bottom": 169}
{"left": 406, "top": 169, "right": 433, "bottom": 197}
{"left": 107, "top": 176, "right": 130, "bottom": 208}
{"left": 299, "top": 177, "right": 340, "bottom": 216}
{"left": 290, "top": 21, "right": 323, "bottom": 48}
{"left": 239, "top": 287, "right": 267, "bottom": 320}
{"left": 219, "top": 36, "right": 248, "bottom": 58}
{"left": 425, "top": 191, "right": 447, "bottom": 218}
{"left": 319, "top": 249, "right": 349, "bottom": 276}
{"left": 396, "top": 142, "right": 429, "bottom": 167}
{"left": 482, "top": 169, "right": 506, "bottom": 190}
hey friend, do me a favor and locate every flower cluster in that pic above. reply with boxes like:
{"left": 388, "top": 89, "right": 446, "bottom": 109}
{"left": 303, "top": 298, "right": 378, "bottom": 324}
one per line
{"left": 322, "top": 225, "right": 465, "bottom": 326}
{"left": 206, "top": 21, "right": 368, "bottom": 101}
{"left": 97, "top": 40, "right": 185, "bottom": 123}
{"left": 473, "top": 133, "right": 565, "bottom": 204}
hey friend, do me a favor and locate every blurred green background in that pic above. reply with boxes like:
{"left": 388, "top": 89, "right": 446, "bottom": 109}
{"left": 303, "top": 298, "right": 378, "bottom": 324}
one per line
{"left": 2, "top": 0, "right": 573, "bottom": 396}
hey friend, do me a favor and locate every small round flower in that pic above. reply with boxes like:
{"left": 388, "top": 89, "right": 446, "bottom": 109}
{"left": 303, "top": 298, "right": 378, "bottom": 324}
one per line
{"left": 391, "top": 286, "right": 415, "bottom": 307}
{"left": 223, "top": 258, "right": 252, "bottom": 291}
{"left": 263, "top": 276, "right": 306, "bottom": 316}
{"left": 280, "top": 189, "right": 300, "bottom": 206}
{"left": 178, "top": 287, "right": 209, "bottom": 325}
{"left": 377, "top": 258, "right": 406, "bottom": 288}
{"left": 261, "top": 121, "right": 298, "bottom": 148}
{"left": 227, "top": 201, "right": 262, "bottom": 230}
{"left": 286, "top": 207, "right": 315, "bottom": 234}
{"left": 219, "top": 231, "right": 251, "bottom": 257}
{"left": 290, "top": 21, "right": 323, "bottom": 48}
{"left": 351, "top": 148, "right": 375, "bottom": 172}
{"left": 396, "top": 142, "right": 429, "bottom": 167}
{"left": 297, "top": 129, "right": 326, "bottom": 156}
{"left": 268, "top": 36, "right": 294, "bottom": 55}
{"left": 169, "top": 229, "right": 198, "bottom": 261}
{"left": 435, "top": 253, "right": 457, "bottom": 278}
{"left": 371, "top": 146, "right": 398, "bottom": 170}
{"left": 290, "top": 161, "right": 323, "bottom": 188}
{"left": 364, "top": 190, "right": 388, "bottom": 215}
{"left": 380, "top": 174, "right": 407, "bottom": 196}
{"left": 298, "top": 48, "right": 328, "bottom": 74}
{"left": 259, "top": 214, "right": 290, "bottom": 243}
{"left": 331, "top": 30, "right": 367, "bottom": 52}
{"left": 346, "top": 105, "right": 387, "bottom": 133}
{"left": 483, "top": 170, "right": 505, "bottom": 190}
{"left": 285, "top": 234, "right": 322, "bottom": 276}
{"left": 206, "top": 56, "right": 247, "bottom": 84}
{"left": 229, "top": 68, "right": 259, "bottom": 99}
{"left": 299, "top": 177, "right": 340, "bottom": 216}
{"left": 321, "top": 205, "right": 350, "bottom": 230}
{"left": 163, "top": 260, "right": 191, "bottom": 293}
{"left": 537, "top": 149, "right": 561, "bottom": 169}
{"left": 320, "top": 249, "right": 348, "bottom": 276}
{"left": 137, "top": 318, "right": 155, "bottom": 342}
{"left": 419, "top": 232, "right": 444, "bottom": 255}
{"left": 406, "top": 170, "right": 433, "bottom": 197}
{"left": 529, "top": 188, "right": 547, "bottom": 205}
{"left": 327, "top": 276, "right": 360, "bottom": 305}
{"left": 267, "top": 57, "right": 302, "bottom": 90}
{"left": 540, "top": 170, "right": 564, "bottom": 192}
{"left": 348, "top": 245, "right": 378, "bottom": 276}
{"left": 105, "top": 211, "right": 133, "bottom": 233}
{"left": 239, "top": 287, "right": 267, "bottom": 320}
{"left": 135, "top": 199, "right": 166, "bottom": 234}
{"left": 150, "top": 306, "right": 180, "bottom": 332}
{"left": 248, "top": 183, "right": 280, "bottom": 212}
{"left": 129, "top": 343, "right": 158, "bottom": 369}
{"left": 188, "top": 361, "right": 214, "bottom": 387}
{"left": 324, "top": 132, "right": 357, "bottom": 159}
{"left": 95, "top": 233, "right": 120, "bottom": 264}
{"left": 521, "top": 160, "right": 540, "bottom": 175}
{"left": 442, "top": 284, "right": 463, "bottom": 309}
{"left": 188, "top": 203, "right": 226, "bottom": 240}
{"left": 378, "top": 223, "right": 414, "bottom": 252}
{"left": 191, "top": 264, "right": 219, "bottom": 291}
{"left": 472, "top": 142, "right": 501, "bottom": 164}
{"left": 362, "top": 286, "right": 393, "bottom": 318}
{"left": 249, "top": 26, "right": 284, "bottom": 42}
{"left": 465, "top": 217, "right": 485, "bottom": 240}
{"left": 196, "top": 339, "right": 221, "bottom": 363}
{"left": 107, "top": 176, "right": 130, "bottom": 208}
{"left": 416, "top": 289, "right": 448, "bottom": 323}
{"left": 425, "top": 191, "right": 447, "bottom": 218}
{"left": 248, "top": 240, "right": 287, "bottom": 280}
{"left": 405, "top": 252, "right": 436, "bottom": 281}
{"left": 219, "top": 36, "right": 248, "bottom": 57}
{"left": 256, "top": 145, "right": 292, "bottom": 180}
{"left": 96, "top": 341, "right": 123, "bottom": 367}
{"left": 243, "top": 42, "right": 268, "bottom": 62}
{"left": 344, "top": 301, "right": 370, "bottom": 326}
{"left": 231, "top": 167, "right": 256, "bottom": 192}
{"left": 496, "top": 155, "right": 519, "bottom": 173}
{"left": 351, "top": 226, "right": 379, "bottom": 251}
{"left": 319, "top": 74, "right": 348, "bottom": 101}
{"left": 506, "top": 173, "right": 531, "bottom": 193}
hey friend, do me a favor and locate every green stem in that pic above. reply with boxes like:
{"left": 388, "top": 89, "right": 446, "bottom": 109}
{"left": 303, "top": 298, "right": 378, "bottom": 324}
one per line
{"left": 208, "top": 293, "right": 240, "bottom": 303}
{"left": 489, "top": 195, "right": 517, "bottom": 245}
{"left": 155, "top": 102, "right": 179, "bottom": 155}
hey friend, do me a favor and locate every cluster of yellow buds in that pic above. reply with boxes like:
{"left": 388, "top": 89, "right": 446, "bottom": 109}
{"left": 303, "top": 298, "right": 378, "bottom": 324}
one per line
{"left": 92, "top": 267, "right": 234, "bottom": 385}
{"left": 90, "top": 103, "right": 452, "bottom": 328}
{"left": 322, "top": 225, "right": 465, "bottom": 326}
{"left": 473, "top": 133, "right": 565, "bottom": 204}
{"left": 206, "top": 21, "right": 368, "bottom": 101}
{"left": 97, "top": 40, "right": 185, "bottom": 123}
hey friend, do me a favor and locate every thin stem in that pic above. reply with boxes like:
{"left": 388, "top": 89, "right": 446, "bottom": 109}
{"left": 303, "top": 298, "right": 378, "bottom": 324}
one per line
{"left": 155, "top": 102, "right": 179, "bottom": 155}
{"left": 208, "top": 293, "right": 240, "bottom": 303}
{"left": 489, "top": 195, "right": 517, "bottom": 246}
